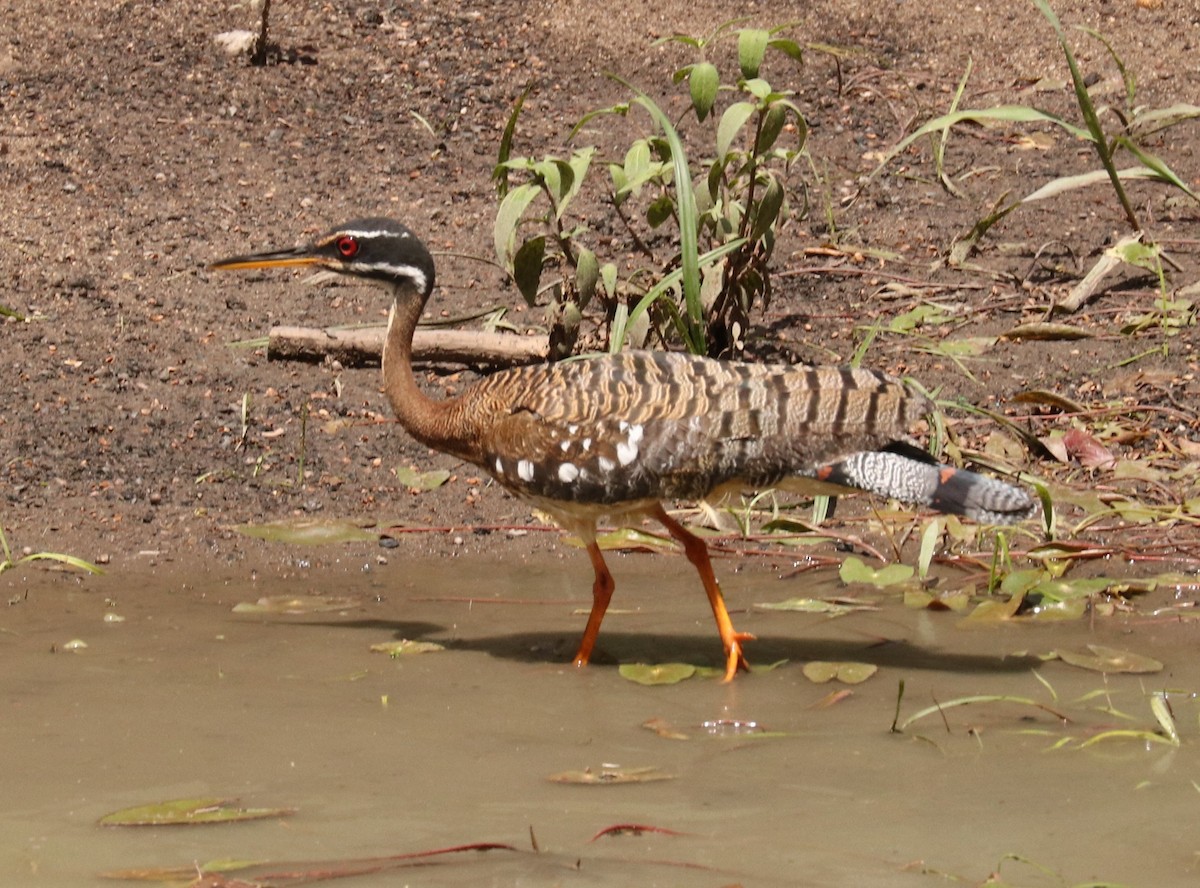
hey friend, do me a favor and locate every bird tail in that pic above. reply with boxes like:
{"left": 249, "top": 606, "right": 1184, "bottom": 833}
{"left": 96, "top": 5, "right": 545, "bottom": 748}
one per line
{"left": 815, "top": 446, "right": 1035, "bottom": 525}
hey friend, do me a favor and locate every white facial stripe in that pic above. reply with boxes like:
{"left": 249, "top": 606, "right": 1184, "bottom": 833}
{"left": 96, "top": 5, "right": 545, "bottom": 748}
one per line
{"left": 333, "top": 228, "right": 410, "bottom": 240}
{"left": 355, "top": 262, "right": 427, "bottom": 291}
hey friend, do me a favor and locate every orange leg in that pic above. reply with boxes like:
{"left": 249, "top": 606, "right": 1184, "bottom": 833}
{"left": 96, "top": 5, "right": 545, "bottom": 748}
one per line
{"left": 572, "top": 538, "right": 616, "bottom": 668}
{"left": 652, "top": 504, "right": 754, "bottom": 682}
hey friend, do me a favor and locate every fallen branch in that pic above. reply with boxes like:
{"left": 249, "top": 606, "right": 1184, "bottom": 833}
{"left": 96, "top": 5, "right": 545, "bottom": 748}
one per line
{"left": 267, "top": 325, "right": 548, "bottom": 368}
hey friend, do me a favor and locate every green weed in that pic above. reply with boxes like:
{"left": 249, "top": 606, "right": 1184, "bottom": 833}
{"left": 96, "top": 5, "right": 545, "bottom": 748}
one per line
{"left": 494, "top": 22, "right": 807, "bottom": 358}
{"left": 0, "top": 524, "right": 103, "bottom": 576}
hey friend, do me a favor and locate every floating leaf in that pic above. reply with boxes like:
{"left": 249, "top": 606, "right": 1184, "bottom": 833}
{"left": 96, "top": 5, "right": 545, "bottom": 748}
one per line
{"left": 574, "top": 527, "right": 677, "bottom": 554}
{"left": 1150, "top": 693, "right": 1180, "bottom": 746}
{"left": 99, "top": 797, "right": 294, "bottom": 827}
{"left": 233, "top": 595, "right": 361, "bottom": 615}
{"left": 369, "top": 639, "right": 445, "bottom": 656}
{"left": 394, "top": 466, "right": 452, "bottom": 490}
{"left": 233, "top": 519, "right": 378, "bottom": 545}
{"left": 904, "top": 586, "right": 972, "bottom": 612}
{"left": 694, "top": 659, "right": 788, "bottom": 679}
{"left": 99, "top": 860, "right": 265, "bottom": 881}
{"left": 642, "top": 717, "right": 689, "bottom": 740}
{"left": 802, "top": 661, "right": 878, "bottom": 685}
{"left": 619, "top": 663, "right": 696, "bottom": 685}
{"left": 839, "top": 556, "right": 914, "bottom": 588}
{"left": 547, "top": 766, "right": 674, "bottom": 785}
{"left": 755, "top": 597, "right": 876, "bottom": 616}
{"left": 1054, "top": 645, "right": 1163, "bottom": 674}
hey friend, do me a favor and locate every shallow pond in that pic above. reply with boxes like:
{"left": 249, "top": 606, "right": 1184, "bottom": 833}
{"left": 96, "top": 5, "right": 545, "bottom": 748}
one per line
{"left": 3, "top": 547, "right": 1198, "bottom": 886}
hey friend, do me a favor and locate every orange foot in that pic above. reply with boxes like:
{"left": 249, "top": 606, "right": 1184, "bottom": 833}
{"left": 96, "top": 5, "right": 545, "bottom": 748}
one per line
{"left": 721, "top": 631, "right": 757, "bottom": 683}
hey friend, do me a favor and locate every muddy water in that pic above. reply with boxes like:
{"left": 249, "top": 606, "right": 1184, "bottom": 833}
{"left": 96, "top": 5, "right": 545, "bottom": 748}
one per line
{"left": 3, "top": 550, "right": 1198, "bottom": 887}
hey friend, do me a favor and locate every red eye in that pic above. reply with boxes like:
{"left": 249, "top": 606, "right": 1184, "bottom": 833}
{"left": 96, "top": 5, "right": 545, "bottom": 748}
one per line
{"left": 335, "top": 235, "right": 359, "bottom": 257}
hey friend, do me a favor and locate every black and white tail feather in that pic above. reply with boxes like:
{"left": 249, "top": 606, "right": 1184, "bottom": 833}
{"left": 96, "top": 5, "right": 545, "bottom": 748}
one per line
{"left": 816, "top": 443, "right": 1034, "bottom": 525}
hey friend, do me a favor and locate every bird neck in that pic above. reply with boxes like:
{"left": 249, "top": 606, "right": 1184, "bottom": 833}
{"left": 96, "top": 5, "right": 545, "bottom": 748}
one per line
{"left": 381, "top": 281, "right": 471, "bottom": 456}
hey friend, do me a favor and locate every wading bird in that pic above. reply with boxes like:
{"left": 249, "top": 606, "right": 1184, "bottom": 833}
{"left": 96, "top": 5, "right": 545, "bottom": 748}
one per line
{"left": 211, "top": 218, "right": 1034, "bottom": 681}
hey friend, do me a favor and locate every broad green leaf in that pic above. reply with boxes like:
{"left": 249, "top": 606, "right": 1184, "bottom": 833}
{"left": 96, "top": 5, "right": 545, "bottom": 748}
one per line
{"left": 646, "top": 194, "right": 674, "bottom": 228}
{"left": 623, "top": 139, "right": 652, "bottom": 183}
{"left": 839, "top": 556, "right": 914, "bottom": 588}
{"left": 533, "top": 158, "right": 569, "bottom": 205}
{"left": 599, "top": 262, "right": 618, "bottom": 300}
{"left": 234, "top": 519, "right": 377, "bottom": 545}
{"left": 802, "top": 661, "right": 878, "bottom": 684}
{"left": 748, "top": 172, "right": 784, "bottom": 243}
{"left": 99, "top": 798, "right": 294, "bottom": 827}
{"left": 394, "top": 466, "right": 452, "bottom": 490}
{"left": 688, "top": 61, "right": 719, "bottom": 122}
{"left": 619, "top": 663, "right": 697, "bottom": 685}
{"left": 494, "top": 182, "right": 541, "bottom": 268}
{"left": 575, "top": 247, "right": 599, "bottom": 306}
{"left": 512, "top": 235, "right": 546, "bottom": 305}
{"left": 737, "top": 28, "right": 769, "bottom": 78}
{"left": 561, "top": 147, "right": 595, "bottom": 216}
{"left": 767, "top": 37, "right": 803, "bottom": 63}
{"left": 755, "top": 103, "right": 788, "bottom": 155}
{"left": 717, "top": 101, "right": 757, "bottom": 160}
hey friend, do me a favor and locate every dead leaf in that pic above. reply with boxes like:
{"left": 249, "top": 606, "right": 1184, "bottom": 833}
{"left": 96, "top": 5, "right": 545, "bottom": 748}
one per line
{"left": 547, "top": 766, "right": 674, "bottom": 785}
{"left": 369, "top": 639, "right": 445, "bottom": 656}
{"left": 99, "top": 797, "right": 295, "bottom": 827}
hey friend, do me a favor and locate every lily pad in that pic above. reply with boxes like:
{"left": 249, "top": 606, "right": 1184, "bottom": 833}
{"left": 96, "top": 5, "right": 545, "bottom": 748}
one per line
{"left": 233, "top": 519, "right": 378, "bottom": 545}
{"left": 394, "top": 466, "right": 452, "bottom": 490}
{"left": 369, "top": 639, "right": 445, "bottom": 656}
{"left": 233, "top": 595, "right": 361, "bottom": 615}
{"left": 619, "top": 663, "right": 696, "bottom": 685}
{"left": 98, "top": 797, "right": 295, "bottom": 827}
{"left": 839, "top": 556, "right": 914, "bottom": 588}
{"left": 802, "top": 661, "right": 878, "bottom": 685}
{"left": 547, "top": 766, "right": 674, "bottom": 785}
{"left": 1054, "top": 645, "right": 1163, "bottom": 674}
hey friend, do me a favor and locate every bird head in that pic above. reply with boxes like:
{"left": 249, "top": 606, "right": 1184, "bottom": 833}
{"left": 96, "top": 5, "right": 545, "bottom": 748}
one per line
{"left": 209, "top": 217, "right": 435, "bottom": 298}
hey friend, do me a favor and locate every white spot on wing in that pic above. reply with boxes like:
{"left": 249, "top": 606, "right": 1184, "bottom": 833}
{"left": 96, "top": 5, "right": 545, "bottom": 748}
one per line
{"left": 582, "top": 438, "right": 592, "bottom": 451}
{"left": 559, "top": 441, "right": 570, "bottom": 452}
{"left": 557, "top": 463, "right": 579, "bottom": 483}
{"left": 628, "top": 423, "right": 644, "bottom": 444}
{"left": 616, "top": 441, "right": 638, "bottom": 466}
{"left": 517, "top": 459, "right": 536, "bottom": 482}
{"left": 494, "top": 457, "right": 504, "bottom": 475}
{"left": 598, "top": 456, "right": 615, "bottom": 473}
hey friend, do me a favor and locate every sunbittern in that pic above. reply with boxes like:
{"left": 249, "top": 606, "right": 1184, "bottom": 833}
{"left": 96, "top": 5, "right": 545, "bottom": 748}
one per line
{"left": 211, "top": 218, "right": 1034, "bottom": 681}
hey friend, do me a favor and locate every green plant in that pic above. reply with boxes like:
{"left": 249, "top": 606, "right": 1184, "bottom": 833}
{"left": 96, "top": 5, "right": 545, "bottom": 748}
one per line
{"left": 493, "top": 22, "right": 807, "bottom": 358}
{"left": 867, "top": 1, "right": 1199, "bottom": 245}
{"left": 0, "top": 524, "right": 103, "bottom": 575}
